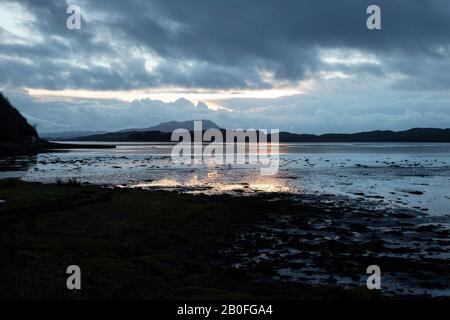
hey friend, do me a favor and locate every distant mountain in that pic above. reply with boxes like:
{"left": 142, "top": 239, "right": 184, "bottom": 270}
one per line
{"left": 72, "top": 124, "right": 450, "bottom": 143}
{"left": 120, "top": 119, "right": 220, "bottom": 133}
{"left": 40, "top": 131, "right": 107, "bottom": 140}
{"left": 71, "top": 120, "right": 221, "bottom": 141}
{"left": 278, "top": 128, "right": 450, "bottom": 142}
{"left": 0, "top": 92, "right": 39, "bottom": 143}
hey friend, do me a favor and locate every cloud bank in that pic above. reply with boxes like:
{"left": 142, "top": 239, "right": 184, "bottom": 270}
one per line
{"left": 1, "top": 0, "right": 449, "bottom": 133}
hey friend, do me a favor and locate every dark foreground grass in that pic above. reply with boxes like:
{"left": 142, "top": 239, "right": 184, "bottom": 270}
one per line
{"left": 0, "top": 179, "right": 375, "bottom": 300}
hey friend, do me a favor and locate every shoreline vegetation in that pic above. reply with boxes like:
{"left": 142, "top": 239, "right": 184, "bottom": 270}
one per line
{"left": 1, "top": 179, "right": 448, "bottom": 300}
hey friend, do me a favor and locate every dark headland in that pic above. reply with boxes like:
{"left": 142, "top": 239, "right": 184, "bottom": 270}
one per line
{"left": 0, "top": 93, "right": 115, "bottom": 155}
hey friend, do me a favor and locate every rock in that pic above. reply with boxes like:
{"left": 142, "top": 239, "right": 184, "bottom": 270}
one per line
{"left": 369, "top": 240, "right": 386, "bottom": 253}
{"left": 406, "top": 190, "right": 424, "bottom": 195}
{"left": 383, "top": 230, "right": 404, "bottom": 237}
{"left": 417, "top": 224, "right": 438, "bottom": 232}
{"left": 224, "top": 267, "right": 247, "bottom": 277}
{"left": 251, "top": 262, "right": 276, "bottom": 275}
{"left": 349, "top": 223, "right": 369, "bottom": 232}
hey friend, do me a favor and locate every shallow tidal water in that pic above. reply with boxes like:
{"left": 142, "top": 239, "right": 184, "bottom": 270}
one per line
{"left": 1, "top": 142, "right": 449, "bottom": 216}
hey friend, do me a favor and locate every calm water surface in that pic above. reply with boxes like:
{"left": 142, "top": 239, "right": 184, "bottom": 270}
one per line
{"left": 1, "top": 142, "right": 449, "bottom": 216}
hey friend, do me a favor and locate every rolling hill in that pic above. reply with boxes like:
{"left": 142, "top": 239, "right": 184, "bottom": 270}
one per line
{"left": 71, "top": 125, "right": 450, "bottom": 143}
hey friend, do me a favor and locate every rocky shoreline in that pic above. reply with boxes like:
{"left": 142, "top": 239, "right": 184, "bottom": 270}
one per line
{"left": 0, "top": 179, "right": 448, "bottom": 299}
{"left": 218, "top": 193, "right": 450, "bottom": 297}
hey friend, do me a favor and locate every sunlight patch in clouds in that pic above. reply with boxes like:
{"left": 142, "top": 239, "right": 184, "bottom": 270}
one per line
{"left": 320, "top": 49, "right": 381, "bottom": 66}
{"left": 320, "top": 71, "right": 353, "bottom": 80}
{"left": 27, "top": 85, "right": 311, "bottom": 109}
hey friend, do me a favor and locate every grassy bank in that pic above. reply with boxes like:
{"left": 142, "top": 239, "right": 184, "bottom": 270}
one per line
{"left": 0, "top": 179, "right": 375, "bottom": 299}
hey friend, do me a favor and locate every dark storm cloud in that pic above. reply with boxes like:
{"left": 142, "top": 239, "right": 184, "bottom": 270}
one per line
{"left": 1, "top": 0, "right": 450, "bottom": 90}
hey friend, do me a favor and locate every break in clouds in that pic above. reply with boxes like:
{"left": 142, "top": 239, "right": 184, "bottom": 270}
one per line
{"left": 1, "top": 0, "right": 450, "bottom": 133}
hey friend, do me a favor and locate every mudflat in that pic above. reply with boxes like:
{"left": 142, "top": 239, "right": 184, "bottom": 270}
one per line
{"left": 0, "top": 180, "right": 448, "bottom": 299}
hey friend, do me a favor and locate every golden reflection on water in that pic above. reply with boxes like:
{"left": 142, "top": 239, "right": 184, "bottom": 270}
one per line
{"left": 124, "top": 171, "right": 295, "bottom": 194}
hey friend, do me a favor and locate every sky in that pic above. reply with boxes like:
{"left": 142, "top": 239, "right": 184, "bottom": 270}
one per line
{"left": 1, "top": 0, "right": 450, "bottom": 133}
